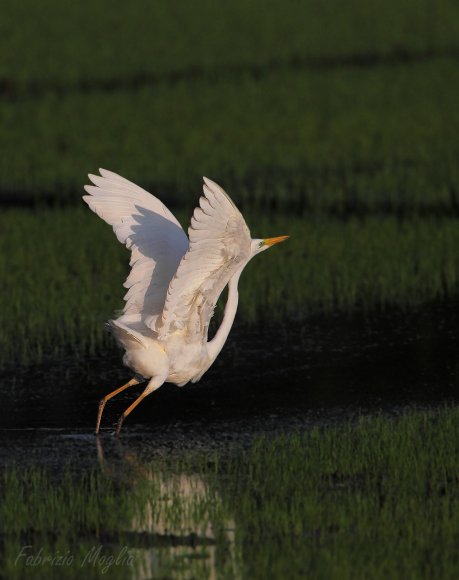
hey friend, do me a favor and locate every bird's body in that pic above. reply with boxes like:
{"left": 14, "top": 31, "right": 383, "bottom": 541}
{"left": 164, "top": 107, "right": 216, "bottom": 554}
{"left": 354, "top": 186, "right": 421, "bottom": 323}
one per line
{"left": 83, "top": 169, "right": 288, "bottom": 434}
{"left": 116, "top": 319, "right": 208, "bottom": 386}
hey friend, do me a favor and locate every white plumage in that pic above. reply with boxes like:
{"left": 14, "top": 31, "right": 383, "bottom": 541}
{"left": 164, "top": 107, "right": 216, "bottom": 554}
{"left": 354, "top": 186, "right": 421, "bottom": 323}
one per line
{"left": 83, "top": 169, "right": 288, "bottom": 434}
{"left": 159, "top": 176, "right": 251, "bottom": 342}
{"left": 83, "top": 168, "right": 188, "bottom": 335}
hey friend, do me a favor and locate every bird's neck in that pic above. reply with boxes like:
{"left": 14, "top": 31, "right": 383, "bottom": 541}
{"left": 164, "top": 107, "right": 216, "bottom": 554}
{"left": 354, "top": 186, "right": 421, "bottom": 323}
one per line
{"left": 207, "top": 270, "right": 242, "bottom": 363}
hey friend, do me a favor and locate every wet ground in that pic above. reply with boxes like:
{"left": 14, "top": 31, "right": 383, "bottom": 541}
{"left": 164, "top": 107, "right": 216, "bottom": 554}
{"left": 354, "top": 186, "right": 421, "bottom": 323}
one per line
{"left": 0, "top": 300, "right": 457, "bottom": 467}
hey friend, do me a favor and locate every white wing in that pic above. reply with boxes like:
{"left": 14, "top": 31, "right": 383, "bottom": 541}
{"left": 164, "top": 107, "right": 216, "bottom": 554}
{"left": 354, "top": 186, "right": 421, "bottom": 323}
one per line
{"left": 158, "top": 177, "right": 251, "bottom": 343}
{"left": 83, "top": 169, "right": 189, "bottom": 331}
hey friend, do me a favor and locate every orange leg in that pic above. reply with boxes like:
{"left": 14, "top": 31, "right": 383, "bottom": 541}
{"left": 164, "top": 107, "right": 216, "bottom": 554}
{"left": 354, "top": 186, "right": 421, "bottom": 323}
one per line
{"left": 95, "top": 378, "right": 139, "bottom": 434}
{"left": 115, "top": 391, "right": 150, "bottom": 436}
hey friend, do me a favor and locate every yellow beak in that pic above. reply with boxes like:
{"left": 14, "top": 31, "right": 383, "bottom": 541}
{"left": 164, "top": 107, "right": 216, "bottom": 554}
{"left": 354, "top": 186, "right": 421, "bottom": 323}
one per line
{"left": 263, "top": 235, "right": 290, "bottom": 247}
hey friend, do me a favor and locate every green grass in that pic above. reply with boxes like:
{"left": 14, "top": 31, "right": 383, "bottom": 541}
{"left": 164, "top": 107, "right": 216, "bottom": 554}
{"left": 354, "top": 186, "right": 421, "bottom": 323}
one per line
{"left": 0, "top": 460, "right": 233, "bottom": 579}
{"left": 1, "top": 0, "right": 458, "bottom": 369}
{"left": 1, "top": 406, "right": 459, "bottom": 578}
{"left": 1, "top": 207, "right": 458, "bottom": 367}
{"left": 2, "top": 0, "right": 459, "bottom": 88}
{"left": 2, "top": 59, "right": 459, "bottom": 212}
{"left": 221, "top": 406, "right": 459, "bottom": 579}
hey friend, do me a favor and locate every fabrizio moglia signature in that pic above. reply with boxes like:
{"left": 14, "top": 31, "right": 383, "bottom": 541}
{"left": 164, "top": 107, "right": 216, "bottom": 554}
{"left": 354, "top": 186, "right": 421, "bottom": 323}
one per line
{"left": 15, "top": 545, "right": 134, "bottom": 574}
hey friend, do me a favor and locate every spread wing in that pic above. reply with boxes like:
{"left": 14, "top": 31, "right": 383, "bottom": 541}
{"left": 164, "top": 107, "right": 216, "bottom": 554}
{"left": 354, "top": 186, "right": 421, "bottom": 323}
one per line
{"left": 158, "top": 177, "right": 251, "bottom": 343}
{"left": 83, "top": 169, "right": 189, "bottom": 331}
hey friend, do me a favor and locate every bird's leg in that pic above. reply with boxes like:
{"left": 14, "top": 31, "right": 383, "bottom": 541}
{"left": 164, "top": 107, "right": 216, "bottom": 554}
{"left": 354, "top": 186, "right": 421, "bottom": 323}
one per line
{"left": 115, "top": 374, "right": 167, "bottom": 436}
{"left": 114, "top": 391, "right": 150, "bottom": 436}
{"left": 96, "top": 378, "right": 139, "bottom": 434}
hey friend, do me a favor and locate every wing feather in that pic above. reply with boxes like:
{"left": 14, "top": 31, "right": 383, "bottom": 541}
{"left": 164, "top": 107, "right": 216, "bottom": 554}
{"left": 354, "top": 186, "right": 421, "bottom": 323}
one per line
{"left": 158, "top": 177, "right": 251, "bottom": 342}
{"left": 83, "top": 169, "right": 189, "bottom": 330}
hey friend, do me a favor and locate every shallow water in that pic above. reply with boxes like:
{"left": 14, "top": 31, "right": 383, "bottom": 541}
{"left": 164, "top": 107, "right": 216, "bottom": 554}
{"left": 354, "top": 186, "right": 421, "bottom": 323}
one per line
{"left": 0, "top": 301, "right": 457, "bottom": 466}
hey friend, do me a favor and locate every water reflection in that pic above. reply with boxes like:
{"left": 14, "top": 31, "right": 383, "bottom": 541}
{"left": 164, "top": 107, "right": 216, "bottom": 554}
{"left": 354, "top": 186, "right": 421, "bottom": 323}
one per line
{"left": 96, "top": 436, "right": 239, "bottom": 579}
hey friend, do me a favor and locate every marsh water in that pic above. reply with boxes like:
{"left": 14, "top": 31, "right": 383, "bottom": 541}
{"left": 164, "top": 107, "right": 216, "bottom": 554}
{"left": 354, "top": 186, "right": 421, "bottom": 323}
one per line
{"left": 1, "top": 302, "right": 458, "bottom": 453}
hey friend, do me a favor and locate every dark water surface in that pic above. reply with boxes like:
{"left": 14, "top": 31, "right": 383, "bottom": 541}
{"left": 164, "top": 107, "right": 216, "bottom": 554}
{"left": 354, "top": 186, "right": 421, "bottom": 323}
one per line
{"left": 0, "top": 301, "right": 457, "bottom": 467}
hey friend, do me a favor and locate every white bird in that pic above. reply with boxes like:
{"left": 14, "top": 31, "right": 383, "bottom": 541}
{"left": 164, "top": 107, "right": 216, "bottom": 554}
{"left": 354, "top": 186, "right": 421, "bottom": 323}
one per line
{"left": 83, "top": 169, "right": 288, "bottom": 435}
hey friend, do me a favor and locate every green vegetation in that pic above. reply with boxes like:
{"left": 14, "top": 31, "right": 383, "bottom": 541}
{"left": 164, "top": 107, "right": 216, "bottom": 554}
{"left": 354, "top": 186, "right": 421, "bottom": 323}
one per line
{"left": 1, "top": 3, "right": 458, "bottom": 578}
{"left": 2, "top": 59, "right": 459, "bottom": 211}
{"left": 1, "top": 1, "right": 459, "bottom": 211}
{"left": 0, "top": 0, "right": 458, "bottom": 367}
{"left": 226, "top": 406, "right": 459, "bottom": 579}
{"left": 0, "top": 460, "right": 234, "bottom": 579}
{"left": 1, "top": 209, "right": 459, "bottom": 366}
{"left": 2, "top": 0, "right": 459, "bottom": 89}
{"left": 1, "top": 406, "right": 459, "bottom": 578}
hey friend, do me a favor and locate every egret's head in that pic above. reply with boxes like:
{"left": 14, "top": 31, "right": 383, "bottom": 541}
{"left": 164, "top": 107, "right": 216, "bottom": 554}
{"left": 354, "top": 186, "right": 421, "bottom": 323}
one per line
{"left": 251, "top": 235, "right": 289, "bottom": 257}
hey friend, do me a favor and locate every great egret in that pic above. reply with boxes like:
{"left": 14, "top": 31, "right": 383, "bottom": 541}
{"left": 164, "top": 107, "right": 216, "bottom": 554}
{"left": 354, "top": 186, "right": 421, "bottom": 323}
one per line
{"left": 83, "top": 169, "right": 288, "bottom": 435}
